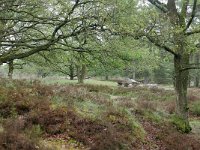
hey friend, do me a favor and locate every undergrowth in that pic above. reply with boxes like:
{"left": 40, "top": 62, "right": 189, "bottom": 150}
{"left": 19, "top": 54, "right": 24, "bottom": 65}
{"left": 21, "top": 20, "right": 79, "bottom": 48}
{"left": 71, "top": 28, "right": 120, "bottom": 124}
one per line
{"left": 0, "top": 78, "right": 200, "bottom": 149}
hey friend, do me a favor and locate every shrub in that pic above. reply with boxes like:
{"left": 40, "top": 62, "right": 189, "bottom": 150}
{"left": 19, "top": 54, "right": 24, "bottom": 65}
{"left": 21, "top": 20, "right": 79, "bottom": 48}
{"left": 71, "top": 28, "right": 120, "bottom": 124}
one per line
{"left": 136, "top": 100, "right": 157, "bottom": 111}
{"left": 0, "top": 101, "right": 16, "bottom": 118}
{"left": 0, "top": 79, "right": 52, "bottom": 118}
{"left": 27, "top": 107, "right": 68, "bottom": 134}
{"left": 163, "top": 132, "right": 200, "bottom": 150}
{"left": 77, "top": 84, "right": 114, "bottom": 94}
{"left": 171, "top": 115, "right": 192, "bottom": 133}
{"left": 0, "top": 94, "right": 51, "bottom": 118}
{"left": 163, "top": 101, "right": 175, "bottom": 114}
{"left": 0, "top": 119, "right": 50, "bottom": 150}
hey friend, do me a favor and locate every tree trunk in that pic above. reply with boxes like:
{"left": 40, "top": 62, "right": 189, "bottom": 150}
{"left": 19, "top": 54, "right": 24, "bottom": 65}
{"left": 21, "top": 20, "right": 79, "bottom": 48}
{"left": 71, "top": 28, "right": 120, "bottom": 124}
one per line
{"left": 80, "top": 64, "right": 86, "bottom": 84}
{"left": 132, "top": 72, "right": 135, "bottom": 80}
{"left": 69, "top": 64, "right": 74, "bottom": 80}
{"left": 77, "top": 65, "right": 81, "bottom": 83}
{"left": 77, "top": 64, "right": 86, "bottom": 84}
{"left": 105, "top": 75, "right": 109, "bottom": 80}
{"left": 195, "top": 74, "right": 199, "bottom": 87}
{"left": 194, "top": 53, "right": 200, "bottom": 87}
{"left": 174, "top": 55, "right": 191, "bottom": 133}
{"left": 8, "top": 60, "right": 14, "bottom": 79}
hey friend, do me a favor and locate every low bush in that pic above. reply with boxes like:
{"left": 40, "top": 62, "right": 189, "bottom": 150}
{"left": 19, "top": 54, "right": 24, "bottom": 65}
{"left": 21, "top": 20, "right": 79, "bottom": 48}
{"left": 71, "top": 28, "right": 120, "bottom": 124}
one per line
{"left": 27, "top": 107, "right": 68, "bottom": 134}
{"left": 171, "top": 115, "right": 192, "bottom": 133}
{"left": 0, "top": 119, "right": 50, "bottom": 150}
{"left": 0, "top": 93, "right": 51, "bottom": 118}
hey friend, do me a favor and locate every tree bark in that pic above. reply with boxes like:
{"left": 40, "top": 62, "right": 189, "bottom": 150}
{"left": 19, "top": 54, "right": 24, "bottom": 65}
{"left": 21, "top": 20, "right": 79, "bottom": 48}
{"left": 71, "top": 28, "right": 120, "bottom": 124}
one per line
{"left": 77, "top": 65, "right": 81, "bottom": 83}
{"left": 132, "top": 72, "right": 135, "bottom": 80}
{"left": 80, "top": 64, "right": 86, "bottom": 84}
{"left": 194, "top": 53, "right": 200, "bottom": 87}
{"left": 69, "top": 64, "right": 74, "bottom": 80}
{"left": 195, "top": 75, "right": 199, "bottom": 87}
{"left": 174, "top": 54, "right": 191, "bottom": 133}
{"left": 77, "top": 64, "right": 86, "bottom": 84}
{"left": 8, "top": 60, "right": 14, "bottom": 79}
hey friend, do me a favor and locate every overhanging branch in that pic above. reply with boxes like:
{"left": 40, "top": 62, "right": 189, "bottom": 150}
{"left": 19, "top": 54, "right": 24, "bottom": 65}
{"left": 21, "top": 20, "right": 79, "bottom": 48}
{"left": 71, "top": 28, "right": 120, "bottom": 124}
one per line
{"left": 146, "top": 35, "right": 179, "bottom": 57}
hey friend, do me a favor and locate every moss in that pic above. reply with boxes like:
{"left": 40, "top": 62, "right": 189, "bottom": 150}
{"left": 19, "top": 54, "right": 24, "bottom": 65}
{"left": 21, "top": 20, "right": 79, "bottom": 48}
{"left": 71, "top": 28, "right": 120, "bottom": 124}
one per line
{"left": 171, "top": 115, "right": 192, "bottom": 133}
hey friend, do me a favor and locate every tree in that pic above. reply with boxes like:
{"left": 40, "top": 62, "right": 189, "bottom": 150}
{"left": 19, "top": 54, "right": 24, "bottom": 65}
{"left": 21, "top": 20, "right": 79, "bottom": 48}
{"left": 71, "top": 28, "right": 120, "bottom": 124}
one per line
{"left": 141, "top": 0, "right": 200, "bottom": 132}
{"left": 7, "top": 60, "right": 14, "bottom": 79}
{"left": 0, "top": 0, "right": 109, "bottom": 64}
{"left": 104, "top": 0, "right": 200, "bottom": 132}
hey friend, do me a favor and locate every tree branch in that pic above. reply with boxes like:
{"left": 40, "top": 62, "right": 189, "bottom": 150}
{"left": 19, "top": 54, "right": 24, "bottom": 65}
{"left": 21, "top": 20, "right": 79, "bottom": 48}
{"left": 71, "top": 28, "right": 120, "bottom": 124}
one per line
{"left": 147, "top": 0, "right": 168, "bottom": 13}
{"left": 181, "top": 0, "right": 189, "bottom": 17}
{"left": 184, "top": 0, "right": 197, "bottom": 31}
{"left": 185, "top": 28, "right": 200, "bottom": 36}
{"left": 181, "top": 66, "right": 200, "bottom": 71}
{"left": 181, "top": 62, "right": 200, "bottom": 71}
{"left": 145, "top": 35, "right": 179, "bottom": 57}
{"left": 51, "top": 0, "right": 80, "bottom": 39}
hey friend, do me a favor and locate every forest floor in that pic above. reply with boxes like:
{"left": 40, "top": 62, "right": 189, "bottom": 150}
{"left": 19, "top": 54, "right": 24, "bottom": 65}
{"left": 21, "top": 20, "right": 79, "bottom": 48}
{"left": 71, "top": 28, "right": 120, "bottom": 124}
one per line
{"left": 0, "top": 78, "right": 200, "bottom": 150}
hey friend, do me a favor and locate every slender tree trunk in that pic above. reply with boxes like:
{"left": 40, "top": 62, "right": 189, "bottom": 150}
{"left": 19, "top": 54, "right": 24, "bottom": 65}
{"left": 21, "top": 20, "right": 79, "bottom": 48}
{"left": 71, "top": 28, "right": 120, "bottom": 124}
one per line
{"left": 195, "top": 74, "right": 199, "bottom": 87}
{"left": 69, "top": 64, "right": 74, "bottom": 80}
{"left": 80, "top": 64, "right": 86, "bottom": 84}
{"left": 105, "top": 75, "right": 109, "bottom": 80}
{"left": 132, "top": 71, "right": 135, "bottom": 80}
{"left": 77, "top": 65, "right": 80, "bottom": 83}
{"left": 144, "top": 71, "right": 149, "bottom": 84}
{"left": 8, "top": 60, "right": 14, "bottom": 79}
{"left": 77, "top": 64, "right": 86, "bottom": 84}
{"left": 195, "top": 53, "right": 200, "bottom": 87}
{"left": 174, "top": 54, "right": 191, "bottom": 133}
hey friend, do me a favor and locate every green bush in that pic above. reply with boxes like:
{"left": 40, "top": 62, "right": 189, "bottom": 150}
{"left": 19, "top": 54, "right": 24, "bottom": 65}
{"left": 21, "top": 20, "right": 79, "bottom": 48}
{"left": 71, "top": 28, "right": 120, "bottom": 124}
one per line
{"left": 171, "top": 115, "right": 192, "bottom": 133}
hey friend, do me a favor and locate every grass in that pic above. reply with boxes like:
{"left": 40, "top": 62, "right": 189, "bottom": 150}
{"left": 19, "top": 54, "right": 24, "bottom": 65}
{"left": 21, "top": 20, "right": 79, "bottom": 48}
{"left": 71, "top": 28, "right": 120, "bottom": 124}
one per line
{"left": 74, "top": 100, "right": 105, "bottom": 120}
{"left": 41, "top": 77, "right": 117, "bottom": 87}
{"left": 190, "top": 119, "right": 200, "bottom": 134}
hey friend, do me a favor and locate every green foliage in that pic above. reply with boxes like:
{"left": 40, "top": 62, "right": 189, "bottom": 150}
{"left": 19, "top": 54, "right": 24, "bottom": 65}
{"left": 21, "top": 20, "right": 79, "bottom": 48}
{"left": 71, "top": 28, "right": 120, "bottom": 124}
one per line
{"left": 171, "top": 115, "right": 192, "bottom": 133}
